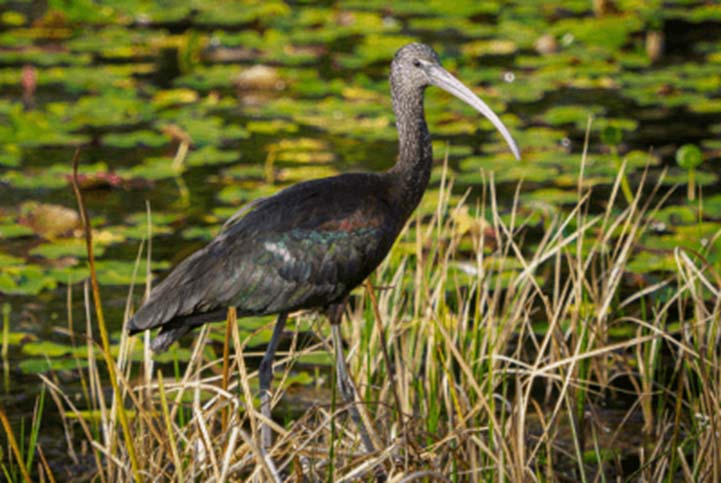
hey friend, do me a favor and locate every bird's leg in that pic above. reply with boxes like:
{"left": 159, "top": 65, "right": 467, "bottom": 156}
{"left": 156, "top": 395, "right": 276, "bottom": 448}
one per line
{"left": 259, "top": 312, "right": 287, "bottom": 450}
{"left": 328, "top": 304, "right": 376, "bottom": 453}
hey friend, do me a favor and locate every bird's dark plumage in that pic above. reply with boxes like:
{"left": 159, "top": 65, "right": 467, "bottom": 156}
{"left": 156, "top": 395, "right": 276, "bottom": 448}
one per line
{"left": 127, "top": 42, "right": 520, "bottom": 354}
{"left": 127, "top": 173, "right": 403, "bottom": 351}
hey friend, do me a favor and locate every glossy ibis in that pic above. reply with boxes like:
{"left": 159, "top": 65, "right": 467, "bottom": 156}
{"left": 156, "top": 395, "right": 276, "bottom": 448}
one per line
{"left": 127, "top": 42, "right": 520, "bottom": 451}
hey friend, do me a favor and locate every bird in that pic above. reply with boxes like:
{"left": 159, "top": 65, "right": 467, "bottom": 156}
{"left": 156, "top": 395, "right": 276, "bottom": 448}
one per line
{"left": 127, "top": 42, "right": 520, "bottom": 451}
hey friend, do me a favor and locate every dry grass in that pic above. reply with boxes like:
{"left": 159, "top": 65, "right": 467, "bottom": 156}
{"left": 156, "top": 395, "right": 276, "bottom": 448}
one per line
{"left": 15, "top": 145, "right": 719, "bottom": 482}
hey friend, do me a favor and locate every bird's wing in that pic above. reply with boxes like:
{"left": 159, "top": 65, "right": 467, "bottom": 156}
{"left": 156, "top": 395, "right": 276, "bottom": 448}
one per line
{"left": 219, "top": 195, "right": 267, "bottom": 234}
{"left": 127, "top": 173, "right": 399, "bottom": 334}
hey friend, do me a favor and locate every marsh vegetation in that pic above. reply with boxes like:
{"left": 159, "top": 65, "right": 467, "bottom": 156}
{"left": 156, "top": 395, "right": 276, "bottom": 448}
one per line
{"left": 1, "top": 0, "right": 720, "bottom": 481}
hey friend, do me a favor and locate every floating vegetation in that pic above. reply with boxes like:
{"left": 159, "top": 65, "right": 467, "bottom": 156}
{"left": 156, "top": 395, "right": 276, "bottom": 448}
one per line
{"left": 1, "top": 0, "right": 720, "bottom": 480}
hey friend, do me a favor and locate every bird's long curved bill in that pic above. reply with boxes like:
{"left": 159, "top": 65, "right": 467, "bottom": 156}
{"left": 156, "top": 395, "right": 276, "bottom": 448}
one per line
{"left": 429, "top": 66, "right": 520, "bottom": 160}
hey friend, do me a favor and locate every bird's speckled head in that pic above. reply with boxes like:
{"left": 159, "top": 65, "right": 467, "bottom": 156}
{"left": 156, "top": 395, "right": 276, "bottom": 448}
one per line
{"left": 390, "top": 42, "right": 521, "bottom": 160}
{"left": 390, "top": 43, "right": 442, "bottom": 93}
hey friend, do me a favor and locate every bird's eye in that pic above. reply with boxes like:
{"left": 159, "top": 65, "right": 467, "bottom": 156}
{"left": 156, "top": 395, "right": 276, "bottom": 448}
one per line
{"left": 413, "top": 59, "right": 421, "bottom": 68}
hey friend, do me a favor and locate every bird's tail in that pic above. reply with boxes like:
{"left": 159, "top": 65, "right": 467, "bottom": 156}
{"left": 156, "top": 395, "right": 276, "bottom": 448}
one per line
{"left": 150, "top": 324, "right": 194, "bottom": 352}
{"left": 127, "top": 308, "right": 229, "bottom": 353}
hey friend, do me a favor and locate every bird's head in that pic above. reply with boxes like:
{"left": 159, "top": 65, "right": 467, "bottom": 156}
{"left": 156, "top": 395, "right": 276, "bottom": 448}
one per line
{"left": 391, "top": 42, "right": 442, "bottom": 89}
{"left": 391, "top": 42, "right": 520, "bottom": 160}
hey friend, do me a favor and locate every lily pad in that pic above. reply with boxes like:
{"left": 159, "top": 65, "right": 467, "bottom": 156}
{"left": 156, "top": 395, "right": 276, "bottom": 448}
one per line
{"left": 55, "top": 92, "right": 155, "bottom": 129}
{"left": 22, "top": 340, "right": 81, "bottom": 357}
{"left": 157, "top": 116, "right": 248, "bottom": 146}
{"left": 103, "top": 130, "right": 167, "bottom": 148}
{"left": 0, "top": 222, "right": 34, "bottom": 238}
{"left": 543, "top": 105, "right": 605, "bottom": 127}
{"left": 0, "top": 144, "right": 21, "bottom": 167}
{"left": 246, "top": 119, "right": 299, "bottom": 135}
{"left": 0, "top": 104, "right": 89, "bottom": 147}
{"left": 662, "top": 169, "right": 717, "bottom": 187}
{"left": 522, "top": 188, "right": 579, "bottom": 205}
{"left": 19, "top": 357, "right": 88, "bottom": 374}
{"left": 551, "top": 15, "right": 643, "bottom": 52}
{"left": 195, "top": 1, "right": 291, "bottom": 26}
{"left": 0, "top": 264, "right": 58, "bottom": 295}
{"left": 30, "top": 238, "right": 106, "bottom": 259}
{"left": 186, "top": 146, "right": 239, "bottom": 167}
{"left": 151, "top": 89, "right": 199, "bottom": 109}
{"left": 338, "top": 34, "right": 417, "bottom": 68}
{"left": 651, "top": 205, "right": 699, "bottom": 227}
{"left": 41, "top": 64, "right": 154, "bottom": 94}
{"left": 94, "top": 260, "right": 168, "bottom": 285}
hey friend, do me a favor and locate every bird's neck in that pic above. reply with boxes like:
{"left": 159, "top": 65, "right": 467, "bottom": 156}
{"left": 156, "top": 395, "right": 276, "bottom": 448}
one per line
{"left": 387, "top": 87, "right": 433, "bottom": 220}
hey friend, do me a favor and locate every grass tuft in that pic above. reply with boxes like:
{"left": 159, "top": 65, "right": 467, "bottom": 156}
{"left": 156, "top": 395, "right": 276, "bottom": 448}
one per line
{"left": 42, "top": 142, "right": 721, "bottom": 481}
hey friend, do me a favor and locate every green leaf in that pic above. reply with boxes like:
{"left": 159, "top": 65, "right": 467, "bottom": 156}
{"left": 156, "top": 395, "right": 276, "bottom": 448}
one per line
{"left": 675, "top": 144, "right": 703, "bottom": 169}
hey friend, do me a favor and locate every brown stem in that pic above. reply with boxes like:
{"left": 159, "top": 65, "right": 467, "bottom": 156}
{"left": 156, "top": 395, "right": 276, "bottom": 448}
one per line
{"left": 71, "top": 148, "right": 144, "bottom": 483}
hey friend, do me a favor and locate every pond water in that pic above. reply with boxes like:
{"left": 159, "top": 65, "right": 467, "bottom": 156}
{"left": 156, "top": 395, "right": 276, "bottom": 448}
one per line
{"left": 1, "top": 0, "right": 720, "bottom": 477}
